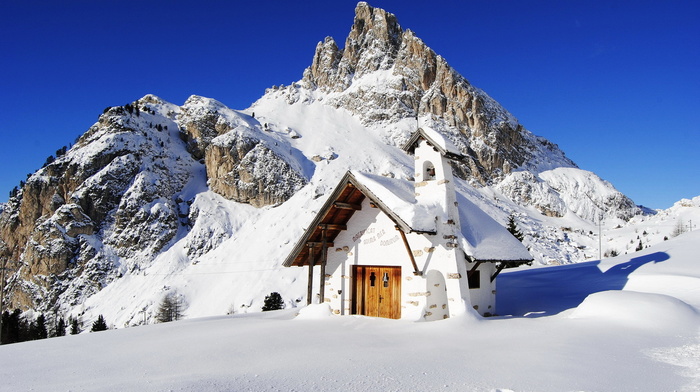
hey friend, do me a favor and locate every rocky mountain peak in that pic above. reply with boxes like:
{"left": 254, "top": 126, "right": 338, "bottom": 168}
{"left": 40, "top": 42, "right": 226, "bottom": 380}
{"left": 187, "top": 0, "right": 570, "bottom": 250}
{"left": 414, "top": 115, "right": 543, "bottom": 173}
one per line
{"left": 343, "top": 2, "right": 402, "bottom": 74}
{"left": 299, "top": 2, "right": 575, "bottom": 184}
{"left": 304, "top": 3, "right": 402, "bottom": 92}
{"left": 0, "top": 94, "right": 309, "bottom": 312}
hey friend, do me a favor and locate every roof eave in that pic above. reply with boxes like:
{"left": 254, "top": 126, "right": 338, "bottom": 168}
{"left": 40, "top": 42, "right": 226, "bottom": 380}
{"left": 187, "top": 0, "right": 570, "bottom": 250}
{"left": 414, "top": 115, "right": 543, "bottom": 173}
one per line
{"left": 402, "top": 128, "right": 466, "bottom": 161}
{"left": 282, "top": 172, "right": 358, "bottom": 267}
{"left": 466, "top": 256, "right": 534, "bottom": 265}
{"left": 346, "top": 172, "right": 416, "bottom": 234}
{"left": 282, "top": 171, "right": 422, "bottom": 268}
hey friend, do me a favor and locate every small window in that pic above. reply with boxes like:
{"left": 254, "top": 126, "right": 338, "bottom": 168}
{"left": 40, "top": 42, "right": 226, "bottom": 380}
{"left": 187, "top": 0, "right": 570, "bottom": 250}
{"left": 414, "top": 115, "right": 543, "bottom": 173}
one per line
{"left": 369, "top": 272, "right": 376, "bottom": 287}
{"left": 383, "top": 272, "right": 389, "bottom": 287}
{"left": 426, "top": 167, "right": 435, "bottom": 179}
{"left": 423, "top": 161, "right": 436, "bottom": 181}
{"left": 468, "top": 271, "right": 480, "bottom": 289}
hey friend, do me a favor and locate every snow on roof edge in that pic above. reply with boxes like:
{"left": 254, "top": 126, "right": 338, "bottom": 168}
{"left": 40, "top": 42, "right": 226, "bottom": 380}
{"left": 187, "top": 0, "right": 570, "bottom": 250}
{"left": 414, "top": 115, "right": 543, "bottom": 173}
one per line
{"left": 456, "top": 192, "right": 533, "bottom": 262}
{"left": 402, "top": 128, "right": 465, "bottom": 159}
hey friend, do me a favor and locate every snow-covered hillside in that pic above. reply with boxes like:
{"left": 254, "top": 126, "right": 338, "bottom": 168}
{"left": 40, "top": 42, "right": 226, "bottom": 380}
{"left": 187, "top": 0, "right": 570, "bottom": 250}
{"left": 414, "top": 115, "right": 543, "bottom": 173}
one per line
{"left": 9, "top": 89, "right": 688, "bottom": 334}
{"left": 1, "top": 230, "right": 698, "bottom": 392}
{"left": 1, "top": 88, "right": 696, "bottom": 329}
{"left": 59, "top": 91, "right": 687, "bottom": 329}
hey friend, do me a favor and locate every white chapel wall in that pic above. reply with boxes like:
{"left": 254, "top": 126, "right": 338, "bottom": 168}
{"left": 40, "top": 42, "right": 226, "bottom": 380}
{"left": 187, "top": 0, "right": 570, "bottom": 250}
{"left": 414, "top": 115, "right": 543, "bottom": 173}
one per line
{"left": 466, "top": 261, "right": 497, "bottom": 315}
{"left": 323, "top": 197, "right": 476, "bottom": 320}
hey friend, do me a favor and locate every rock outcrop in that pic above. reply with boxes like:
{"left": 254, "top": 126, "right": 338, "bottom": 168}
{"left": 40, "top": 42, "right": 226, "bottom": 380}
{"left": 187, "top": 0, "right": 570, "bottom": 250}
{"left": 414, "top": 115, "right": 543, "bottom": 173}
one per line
{"left": 178, "top": 95, "right": 308, "bottom": 207}
{"left": 205, "top": 133, "right": 306, "bottom": 207}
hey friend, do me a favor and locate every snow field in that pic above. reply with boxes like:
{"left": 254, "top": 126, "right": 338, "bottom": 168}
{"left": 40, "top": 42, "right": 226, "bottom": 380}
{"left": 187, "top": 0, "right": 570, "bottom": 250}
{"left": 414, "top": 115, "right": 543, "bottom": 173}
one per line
{"left": 1, "top": 231, "right": 699, "bottom": 391}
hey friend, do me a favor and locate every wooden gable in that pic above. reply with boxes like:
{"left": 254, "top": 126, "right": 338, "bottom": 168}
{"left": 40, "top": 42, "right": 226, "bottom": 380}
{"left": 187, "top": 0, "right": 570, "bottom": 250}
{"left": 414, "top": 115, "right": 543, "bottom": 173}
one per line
{"left": 283, "top": 171, "right": 419, "bottom": 268}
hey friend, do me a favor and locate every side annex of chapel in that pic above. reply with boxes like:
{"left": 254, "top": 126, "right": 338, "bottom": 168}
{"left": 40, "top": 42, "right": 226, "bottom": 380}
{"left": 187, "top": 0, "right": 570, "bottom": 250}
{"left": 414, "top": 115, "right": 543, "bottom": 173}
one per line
{"left": 283, "top": 128, "right": 532, "bottom": 320}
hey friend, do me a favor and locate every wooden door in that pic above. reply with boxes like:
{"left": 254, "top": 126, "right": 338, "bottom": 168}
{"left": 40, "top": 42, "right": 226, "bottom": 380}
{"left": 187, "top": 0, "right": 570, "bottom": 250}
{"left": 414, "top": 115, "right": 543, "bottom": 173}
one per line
{"left": 352, "top": 265, "right": 401, "bottom": 319}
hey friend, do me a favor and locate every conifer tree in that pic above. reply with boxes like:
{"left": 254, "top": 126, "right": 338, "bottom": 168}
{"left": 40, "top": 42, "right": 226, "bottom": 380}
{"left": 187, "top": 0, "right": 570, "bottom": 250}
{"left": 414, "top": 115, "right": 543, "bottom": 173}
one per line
{"left": 26, "top": 318, "right": 38, "bottom": 341}
{"left": 69, "top": 317, "right": 80, "bottom": 335}
{"left": 55, "top": 317, "right": 66, "bottom": 337}
{"left": 91, "top": 315, "right": 108, "bottom": 332}
{"left": 262, "top": 292, "right": 285, "bottom": 311}
{"left": 506, "top": 214, "right": 525, "bottom": 242}
{"left": 156, "top": 292, "right": 185, "bottom": 322}
{"left": 35, "top": 314, "right": 48, "bottom": 339}
{"left": 0, "top": 311, "right": 11, "bottom": 344}
{"left": 4, "top": 309, "right": 22, "bottom": 343}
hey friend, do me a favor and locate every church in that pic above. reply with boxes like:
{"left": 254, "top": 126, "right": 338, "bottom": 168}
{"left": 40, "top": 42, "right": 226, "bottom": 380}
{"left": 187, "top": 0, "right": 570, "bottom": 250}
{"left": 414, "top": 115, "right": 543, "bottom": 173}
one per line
{"left": 283, "top": 128, "right": 532, "bottom": 320}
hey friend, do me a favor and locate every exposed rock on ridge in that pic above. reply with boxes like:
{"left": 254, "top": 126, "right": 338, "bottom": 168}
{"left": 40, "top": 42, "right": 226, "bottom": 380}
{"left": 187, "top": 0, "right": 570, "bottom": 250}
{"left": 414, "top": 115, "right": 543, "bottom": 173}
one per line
{"left": 179, "top": 95, "right": 308, "bottom": 207}
{"left": 300, "top": 2, "right": 575, "bottom": 183}
{"left": 495, "top": 168, "right": 640, "bottom": 221}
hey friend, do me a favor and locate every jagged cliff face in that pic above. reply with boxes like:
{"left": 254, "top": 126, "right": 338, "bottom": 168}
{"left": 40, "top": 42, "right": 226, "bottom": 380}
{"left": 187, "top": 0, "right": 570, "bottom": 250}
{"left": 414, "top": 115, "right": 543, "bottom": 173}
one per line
{"left": 299, "top": 2, "right": 575, "bottom": 183}
{"left": 0, "top": 96, "right": 190, "bottom": 309}
{"left": 0, "top": 94, "right": 308, "bottom": 311}
{"left": 179, "top": 96, "right": 307, "bottom": 207}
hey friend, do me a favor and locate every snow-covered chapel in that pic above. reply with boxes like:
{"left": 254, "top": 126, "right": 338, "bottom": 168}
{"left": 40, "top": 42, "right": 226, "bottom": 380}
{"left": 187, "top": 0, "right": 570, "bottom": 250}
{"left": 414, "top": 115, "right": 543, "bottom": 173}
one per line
{"left": 283, "top": 128, "right": 533, "bottom": 320}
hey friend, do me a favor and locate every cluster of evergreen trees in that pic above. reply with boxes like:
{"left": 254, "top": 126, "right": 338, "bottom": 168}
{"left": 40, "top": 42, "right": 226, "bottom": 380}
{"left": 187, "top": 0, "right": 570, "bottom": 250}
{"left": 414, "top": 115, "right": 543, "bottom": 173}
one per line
{"left": 1, "top": 310, "right": 62, "bottom": 344}
{"left": 0, "top": 310, "right": 109, "bottom": 345}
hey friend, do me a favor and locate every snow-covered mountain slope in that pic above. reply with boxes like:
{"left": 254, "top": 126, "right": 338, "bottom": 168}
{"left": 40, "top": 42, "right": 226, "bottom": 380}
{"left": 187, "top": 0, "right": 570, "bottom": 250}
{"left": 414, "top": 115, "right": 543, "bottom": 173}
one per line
{"left": 7, "top": 92, "right": 692, "bottom": 329}
{"left": 495, "top": 167, "right": 639, "bottom": 221}
{"left": 0, "top": 2, "right": 695, "bottom": 329}
{"left": 2, "top": 230, "right": 699, "bottom": 392}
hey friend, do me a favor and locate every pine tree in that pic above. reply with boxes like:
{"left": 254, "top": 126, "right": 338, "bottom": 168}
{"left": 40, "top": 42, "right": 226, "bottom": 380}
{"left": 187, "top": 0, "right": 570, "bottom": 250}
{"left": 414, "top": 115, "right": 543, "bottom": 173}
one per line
{"left": 262, "top": 292, "right": 285, "bottom": 311}
{"left": 156, "top": 292, "right": 185, "bottom": 323}
{"left": 91, "top": 315, "right": 108, "bottom": 332}
{"left": 26, "top": 318, "right": 39, "bottom": 340}
{"left": 506, "top": 214, "right": 525, "bottom": 242}
{"left": 55, "top": 317, "right": 66, "bottom": 337}
{"left": 4, "top": 309, "right": 22, "bottom": 343}
{"left": 69, "top": 317, "right": 80, "bottom": 335}
{"left": 42, "top": 155, "right": 55, "bottom": 167}
{"left": 0, "top": 311, "right": 10, "bottom": 344}
{"left": 35, "top": 314, "right": 48, "bottom": 339}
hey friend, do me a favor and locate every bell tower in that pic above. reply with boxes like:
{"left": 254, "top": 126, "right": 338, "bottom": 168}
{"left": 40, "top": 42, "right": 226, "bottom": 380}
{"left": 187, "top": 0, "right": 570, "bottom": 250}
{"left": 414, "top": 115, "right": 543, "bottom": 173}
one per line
{"left": 403, "top": 128, "right": 473, "bottom": 319}
{"left": 404, "top": 128, "right": 463, "bottom": 224}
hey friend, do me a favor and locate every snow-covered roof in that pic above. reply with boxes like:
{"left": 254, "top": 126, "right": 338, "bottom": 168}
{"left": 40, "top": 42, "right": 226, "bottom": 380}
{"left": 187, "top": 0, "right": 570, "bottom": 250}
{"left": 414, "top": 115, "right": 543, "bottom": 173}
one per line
{"left": 456, "top": 192, "right": 533, "bottom": 262}
{"left": 351, "top": 171, "right": 436, "bottom": 233}
{"left": 284, "top": 170, "right": 532, "bottom": 267}
{"left": 283, "top": 171, "right": 434, "bottom": 268}
{"left": 402, "top": 127, "right": 465, "bottom": 160}
{"left": 358, "top": 171, "right": 531, "bottom": 262}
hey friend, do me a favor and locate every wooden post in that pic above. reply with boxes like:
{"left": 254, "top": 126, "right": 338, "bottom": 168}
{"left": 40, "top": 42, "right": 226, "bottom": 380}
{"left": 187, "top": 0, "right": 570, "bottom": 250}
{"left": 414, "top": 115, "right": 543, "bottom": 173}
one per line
{"left": 467, "top": 260, "right": 483, "bottom": 278}
{"left": 319, "top": 229, "right": 328, "bottom": 303}
{"left": 490, "top": 263, "right": 507, "bottom": 282}
{"left": 397, "top": 227, "right": 422, "bottom": 275}
{"left": 306, "top": 246, "right": 315, "bottom": 305}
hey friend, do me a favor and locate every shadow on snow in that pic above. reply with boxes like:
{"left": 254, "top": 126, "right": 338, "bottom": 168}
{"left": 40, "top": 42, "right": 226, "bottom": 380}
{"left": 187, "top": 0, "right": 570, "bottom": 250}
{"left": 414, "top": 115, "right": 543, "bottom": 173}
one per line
{"left": 495, "top": 252, "right": 670, "bottom": 317}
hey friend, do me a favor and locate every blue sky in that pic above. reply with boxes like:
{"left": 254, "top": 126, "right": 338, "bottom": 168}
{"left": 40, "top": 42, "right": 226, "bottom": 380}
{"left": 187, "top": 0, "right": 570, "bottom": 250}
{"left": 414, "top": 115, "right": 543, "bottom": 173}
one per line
{"left": 1, "top": 1, "right": 698, "bottom": 209}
